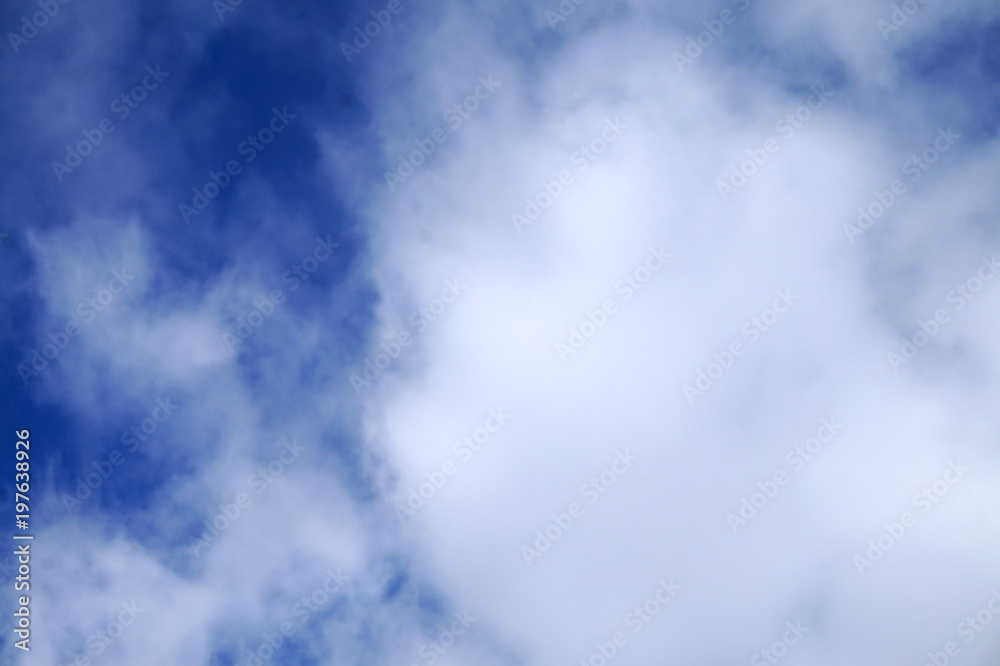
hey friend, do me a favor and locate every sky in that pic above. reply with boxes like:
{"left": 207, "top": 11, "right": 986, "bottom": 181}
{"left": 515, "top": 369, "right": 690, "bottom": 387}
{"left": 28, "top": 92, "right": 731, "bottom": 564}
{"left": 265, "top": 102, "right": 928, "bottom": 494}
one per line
{"left": 1, "top": 0, "right": 999, "bottom": 664}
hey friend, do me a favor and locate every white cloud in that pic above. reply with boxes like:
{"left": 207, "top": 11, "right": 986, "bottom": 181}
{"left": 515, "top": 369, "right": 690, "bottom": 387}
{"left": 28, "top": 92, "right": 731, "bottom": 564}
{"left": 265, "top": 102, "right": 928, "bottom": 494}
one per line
{"left": 8, "top": 1, "right": 1000, "bottom": 664}
{"left": 340, "top": 2, "right": 1000, "bottom": 664}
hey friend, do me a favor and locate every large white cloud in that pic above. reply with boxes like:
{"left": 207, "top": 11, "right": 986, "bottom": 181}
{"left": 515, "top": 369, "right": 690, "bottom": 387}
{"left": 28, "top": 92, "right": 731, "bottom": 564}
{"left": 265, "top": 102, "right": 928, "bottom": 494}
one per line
{"left": 343, "top": 1, "right": 1000, "bottom": 665}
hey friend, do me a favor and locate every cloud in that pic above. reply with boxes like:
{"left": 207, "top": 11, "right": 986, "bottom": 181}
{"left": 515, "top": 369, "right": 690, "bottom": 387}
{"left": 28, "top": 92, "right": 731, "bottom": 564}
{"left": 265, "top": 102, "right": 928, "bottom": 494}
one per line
{"left": 335, "top": 1, "right": 1000, "bottom": 664}
{"left": 2, "top": 0, "right": 999, "bottom": 664}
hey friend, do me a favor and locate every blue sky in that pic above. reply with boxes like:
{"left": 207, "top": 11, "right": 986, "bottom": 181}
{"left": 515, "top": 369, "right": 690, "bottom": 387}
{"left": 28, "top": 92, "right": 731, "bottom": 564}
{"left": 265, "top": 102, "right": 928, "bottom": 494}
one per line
{"left": 1, "top": 0, "right": 999, "bottom": 664}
